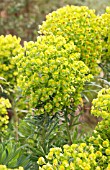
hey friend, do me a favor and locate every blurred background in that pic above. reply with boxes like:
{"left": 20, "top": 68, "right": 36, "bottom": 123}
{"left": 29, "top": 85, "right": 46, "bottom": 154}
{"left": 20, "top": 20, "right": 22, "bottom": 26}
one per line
{"left": 0, "top": 0, "right": 110, "bottom": 42}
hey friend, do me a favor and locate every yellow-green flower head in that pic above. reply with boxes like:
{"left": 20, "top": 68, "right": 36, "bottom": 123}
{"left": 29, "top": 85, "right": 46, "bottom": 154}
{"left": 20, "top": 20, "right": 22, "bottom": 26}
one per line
{"left": 37, "top": 157, "right": 46, "bottom": 165}
{"left": 101, "top": 6, "right": 110, "bottom": 63}
{"left": 0, "top": 97, "right": 11, "bottom": 132}
{"left": 105, "top": 149, "right": 110, "bottom": 155}
{"left": 16, "top": 35, "right": 91, "bottom": 115}
{"left": 106, "top": 164, "right": 110, "bottom": 170}
{"left": 39, "top": 5, "right": 106, "bottom": 74}
{"left": 0, "top": 35, "right": 22, "bottom": 86}
{"left": 91, "top": 88, "right": 110, "bottom": 119}
{"left": 38, "top": 138, "right": 110, "bottom": 170}
{"left": 0, "top": 165, "right": 24, "bottom": 170}
{"left": 103, "top": 140, "right": 109, "bottom": 148}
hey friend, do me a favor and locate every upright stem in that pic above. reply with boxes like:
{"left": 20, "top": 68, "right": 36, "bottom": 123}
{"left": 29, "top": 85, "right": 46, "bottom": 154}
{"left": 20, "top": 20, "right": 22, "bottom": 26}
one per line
{"left": 64, "top": 108, "right": 72, "bottom": 145}
{"left": 41, "top": 113, "right": 47, "bottom": 152}
{"left": 12, "top": 98, "right": 18, "bottom": 141}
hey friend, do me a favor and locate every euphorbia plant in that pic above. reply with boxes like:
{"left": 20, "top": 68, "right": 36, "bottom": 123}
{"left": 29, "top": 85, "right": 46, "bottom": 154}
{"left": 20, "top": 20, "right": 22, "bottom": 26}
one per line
{"left": 15, "top": 34, "right": 92, "bottom": 145}
{"left": 16, "top": 35, "right": 91, "bottom": 114}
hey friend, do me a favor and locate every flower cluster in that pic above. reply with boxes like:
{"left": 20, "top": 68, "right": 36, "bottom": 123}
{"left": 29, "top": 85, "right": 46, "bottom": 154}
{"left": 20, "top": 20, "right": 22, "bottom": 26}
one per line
{"left": 91, "top": 88, "right": 110, "bottom": 140}
{"left": 91, "top": 88, "right": 110, "bottom": 119}
{"left": 38, "top": 135, "right": 110, "bottom": 170}
{"left": 0, "top": 34, "right": 22, "bottom": 86}
{"left": 101, "top": 7, "right": 110, "bottom": 63}
{"left": 16, "top": 35, "right": 92, "bottom": 114}
{"left": 39, "top": 5, "right": 105, "bottom": 74}
{"left": 0, "top": 97, "right": 11, "bottom": 132}
{"left": 0, "top": 165, "right": 23, "bottom": 170}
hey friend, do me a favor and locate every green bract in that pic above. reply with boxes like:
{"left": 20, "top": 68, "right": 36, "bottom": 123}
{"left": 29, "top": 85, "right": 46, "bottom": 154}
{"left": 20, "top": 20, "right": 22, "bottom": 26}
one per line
{"left": 0, "top": 97, "right": 11, "bottom": 132}
{"left": 0, "top": 34, "right": 22, "bottom": 86}
{"left": 16, "top": 35, "right": 92, "bottom": 114}
{"left": 39, "top": 5, "right": 105, "bottom": 74}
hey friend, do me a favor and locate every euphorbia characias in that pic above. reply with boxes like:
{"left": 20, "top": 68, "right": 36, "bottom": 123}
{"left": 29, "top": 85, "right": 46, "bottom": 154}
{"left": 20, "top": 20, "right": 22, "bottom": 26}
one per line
{"left": 16, "top": 35, "right": 92, "bottom": 115}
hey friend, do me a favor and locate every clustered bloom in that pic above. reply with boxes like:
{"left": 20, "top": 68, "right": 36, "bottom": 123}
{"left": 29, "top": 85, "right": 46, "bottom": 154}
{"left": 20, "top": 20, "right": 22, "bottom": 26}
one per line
{"left": 91, "top": 88, "right": 110, "bottom": 140}
{"left": 39, "top": 5, "right": 106, "bottom": 74}
{"left": 91, "top": 88, "right": 110, "bottom": 119}
{"left": 38, "top": 136, "right": 110, "bottom": 169}
{"left": 0, "top": 34, "right": 22, "bottom": 86}
{"left": 101, "top": 7, "right": 110, "bottom": 63}
{"left": 0, "top": 97, "right": 11, "bottom": 132}
{"left": 0, "top": 165, "right": 23, "bottom": 170}
{"left": 16, "top": 35, "right": 92, "bottom": 115}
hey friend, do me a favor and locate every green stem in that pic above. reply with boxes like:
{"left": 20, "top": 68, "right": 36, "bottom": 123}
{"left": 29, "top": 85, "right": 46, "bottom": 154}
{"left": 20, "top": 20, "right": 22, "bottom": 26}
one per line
{"left": 64, "top": 108, "right": 72, "bottom": 145}
{"left": 12, "top": 98, "right": 18, "bottom": 141}
{"left": 41, "top": 113, "right": 47, "bottom": 153}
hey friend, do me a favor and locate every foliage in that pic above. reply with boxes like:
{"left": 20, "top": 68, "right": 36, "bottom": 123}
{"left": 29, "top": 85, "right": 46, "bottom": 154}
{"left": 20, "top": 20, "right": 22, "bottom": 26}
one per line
{"left": 0, "top": 35, "right": 22, "bottom": 87}
{"left": 18, "top": 114, "right": 63, "bottom": 169}
{"left": 0, "top": 141, "right": 31, "bottom": 170}
{"left": 17, "top": 112, "right": 86, "bottom": 169}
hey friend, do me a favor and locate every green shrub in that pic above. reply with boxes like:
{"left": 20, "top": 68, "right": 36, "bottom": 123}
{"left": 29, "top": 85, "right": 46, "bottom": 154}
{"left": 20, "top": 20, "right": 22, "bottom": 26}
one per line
{"left": 0, "top": 141, "right": 31, "bottom": 170}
